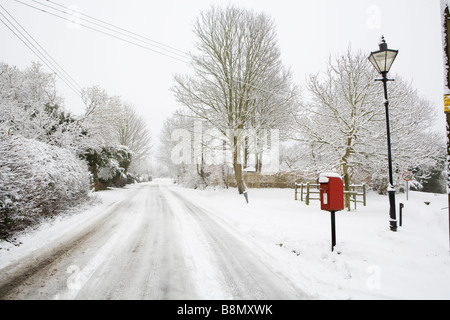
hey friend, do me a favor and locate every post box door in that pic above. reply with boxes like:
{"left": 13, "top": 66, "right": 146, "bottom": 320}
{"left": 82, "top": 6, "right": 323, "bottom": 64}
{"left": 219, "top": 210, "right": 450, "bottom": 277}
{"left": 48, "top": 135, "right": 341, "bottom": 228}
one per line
{"left": 320, "top": 183, "right": 330, "bottom": 211}
{"left": 328, "top": 177, "right": 344, "bottom": 211}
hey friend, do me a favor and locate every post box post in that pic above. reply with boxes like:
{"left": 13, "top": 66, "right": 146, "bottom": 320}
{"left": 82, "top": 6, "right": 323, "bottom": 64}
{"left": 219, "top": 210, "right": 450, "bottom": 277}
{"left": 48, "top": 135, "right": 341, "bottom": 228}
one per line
{"left": 330, "top": 211, "right": 336, "bottom": 252}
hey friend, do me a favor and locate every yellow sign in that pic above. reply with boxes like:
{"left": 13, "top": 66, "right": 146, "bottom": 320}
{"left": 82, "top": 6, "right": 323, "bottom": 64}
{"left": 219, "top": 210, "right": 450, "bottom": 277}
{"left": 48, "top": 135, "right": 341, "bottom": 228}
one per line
{"left": 445, "top": 95, "right": 450, "bottom": 113}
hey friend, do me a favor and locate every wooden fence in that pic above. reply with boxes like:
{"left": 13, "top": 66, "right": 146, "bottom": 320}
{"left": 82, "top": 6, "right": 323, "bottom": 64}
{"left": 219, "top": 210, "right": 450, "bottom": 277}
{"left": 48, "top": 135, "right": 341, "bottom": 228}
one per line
{"left": 295, "top": 183, "right": 366, "bottom": 211}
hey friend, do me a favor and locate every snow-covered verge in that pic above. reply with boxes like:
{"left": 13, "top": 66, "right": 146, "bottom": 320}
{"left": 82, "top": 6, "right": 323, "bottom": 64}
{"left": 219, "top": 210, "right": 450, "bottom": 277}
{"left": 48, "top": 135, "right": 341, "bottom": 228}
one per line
{"left": 167, "top": 183, "right": 450, "bottom": 300}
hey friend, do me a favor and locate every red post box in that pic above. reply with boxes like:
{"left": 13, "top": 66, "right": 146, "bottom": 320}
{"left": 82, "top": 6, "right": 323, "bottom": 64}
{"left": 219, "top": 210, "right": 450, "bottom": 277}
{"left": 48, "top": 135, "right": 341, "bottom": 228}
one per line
{"left": 319, "top": 173, "right": 344, "bottom": 252}
{"left": 319, "top": 173, "right": 344, "bottom": 212}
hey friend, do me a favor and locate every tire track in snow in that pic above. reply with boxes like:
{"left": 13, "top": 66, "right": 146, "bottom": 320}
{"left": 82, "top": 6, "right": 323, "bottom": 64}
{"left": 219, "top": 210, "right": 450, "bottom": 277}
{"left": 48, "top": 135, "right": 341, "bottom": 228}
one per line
{"left": 54, "top": 191, "right": 148, "bottom": 300}
{"left": 1, "top": 182, "right": 308, "bottom": 299}
{"left": 0, "top": 186, "right": 147, "bottom": 299}
{"left": 54, "top": 183, "right": 195, "bottom": 300}
{"left": 165, "top": 186, "right": 309, "bottom": 300}
{"left": 0, "top": 183, "right": 200, "bottom": 300}
{"left": 159, "top": 186, "right": 231, "bottom": 299}
{"left": 0, "top": 200, "right": 125, "bottom": 299}
{"left": 99, "top": 184, "right": 198, "bottom": 300}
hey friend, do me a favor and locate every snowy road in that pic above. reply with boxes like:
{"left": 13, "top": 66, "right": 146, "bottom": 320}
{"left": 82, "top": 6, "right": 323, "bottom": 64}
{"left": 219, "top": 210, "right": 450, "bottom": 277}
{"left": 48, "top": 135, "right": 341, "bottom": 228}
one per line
{"left": 0, "top": 182, "right": 308, "bottom": 300}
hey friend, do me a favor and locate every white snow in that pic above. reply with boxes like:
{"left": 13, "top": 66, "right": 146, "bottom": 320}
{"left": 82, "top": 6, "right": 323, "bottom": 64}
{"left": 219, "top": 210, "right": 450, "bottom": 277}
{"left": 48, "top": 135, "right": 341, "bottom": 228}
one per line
{"left": 0, "top": 187, "right": 129, "bottom": 270}
{"left": 1, "top": 180, "right": 449, "bottom": 300}
{"left": 318, "top": 172, "right": 342, "bottom": 184}
{"left": 319, "top": 172, "right": 342, "bottom": 179}
{"left": 164, "top": 183, "right": 450, "bottom": 300}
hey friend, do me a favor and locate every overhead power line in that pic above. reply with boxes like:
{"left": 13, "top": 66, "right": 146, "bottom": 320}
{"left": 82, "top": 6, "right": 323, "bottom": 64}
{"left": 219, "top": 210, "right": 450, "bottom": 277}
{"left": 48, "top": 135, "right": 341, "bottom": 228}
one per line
{"left": 42, "top": 0, "right": 188, "bottom": 59}
{"left": 10, "top": 0, "right": 289, "bottom": 98}
{"left": 0, "top": 4, "right": 82, "bottom": 97}
{"left": 13, "top": 0, "right": 190, "bottom": 64}
{"left": 0, "top": 4, "right": 81, "bottom": 92}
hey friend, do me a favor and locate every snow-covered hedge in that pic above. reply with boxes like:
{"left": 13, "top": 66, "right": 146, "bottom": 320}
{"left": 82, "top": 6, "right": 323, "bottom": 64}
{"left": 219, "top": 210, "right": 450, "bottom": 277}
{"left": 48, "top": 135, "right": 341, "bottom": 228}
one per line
{"left": 0, "top": 131, "right": 90, "bottom": 239}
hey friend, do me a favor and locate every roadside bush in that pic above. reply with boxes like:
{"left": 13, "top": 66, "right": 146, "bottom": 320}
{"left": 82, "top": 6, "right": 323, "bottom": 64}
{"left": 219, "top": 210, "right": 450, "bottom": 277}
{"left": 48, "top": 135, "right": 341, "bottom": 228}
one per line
{"left": 0, "top": 131, "right": 90, "bottom": 240}
{"left": 82, "top": 146, "right": 132, "bottom": 190}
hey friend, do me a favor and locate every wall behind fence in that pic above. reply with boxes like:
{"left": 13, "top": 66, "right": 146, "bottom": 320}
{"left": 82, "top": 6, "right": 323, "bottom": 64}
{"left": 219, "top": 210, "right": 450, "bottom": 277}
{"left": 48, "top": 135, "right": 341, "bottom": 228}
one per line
{"left": 226, "top": 172, "right": 315, "bottom": 189}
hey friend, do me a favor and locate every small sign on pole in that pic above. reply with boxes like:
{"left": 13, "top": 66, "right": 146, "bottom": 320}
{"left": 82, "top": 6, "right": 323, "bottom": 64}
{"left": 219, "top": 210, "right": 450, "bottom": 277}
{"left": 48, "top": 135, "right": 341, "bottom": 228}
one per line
{"left": 444, "top": 94, "right": 450, "bottom": 113}
{"left": 402, "top": 172, "right": 414, "bottom": 201}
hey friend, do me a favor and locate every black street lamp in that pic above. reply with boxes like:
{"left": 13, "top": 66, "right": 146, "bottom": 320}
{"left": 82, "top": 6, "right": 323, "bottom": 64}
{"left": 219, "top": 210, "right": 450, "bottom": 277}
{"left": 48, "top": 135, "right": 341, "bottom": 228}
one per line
{"left": 368, "top": 36, "right": 399, "bottom": 232}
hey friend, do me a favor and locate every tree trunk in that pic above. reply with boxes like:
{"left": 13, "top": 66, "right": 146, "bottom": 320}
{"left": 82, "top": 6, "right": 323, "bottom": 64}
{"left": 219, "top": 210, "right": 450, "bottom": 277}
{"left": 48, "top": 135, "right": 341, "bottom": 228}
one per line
{"left": 342, "top": 136, "right": 353, "bottom": 209}
{"left": 233, "top": 162, "right": 245, "bottom": 194}
{"left": 256, "top": 130, "right": 264, "bottom": 173}
{"left": 233, "top": 136, "right": 245, "bottom": 194}
{"left": 342, "top": 162, "right": 350, "bottom": 209}
{"left": 244, "top": 136, "right": 249, "bottom": 169}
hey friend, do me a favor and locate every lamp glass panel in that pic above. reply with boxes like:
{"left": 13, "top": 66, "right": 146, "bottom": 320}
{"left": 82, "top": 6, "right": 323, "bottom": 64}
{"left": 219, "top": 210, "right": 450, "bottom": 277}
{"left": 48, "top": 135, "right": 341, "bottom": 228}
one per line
{"left": 369, "top": 50, "right": 398, "bottom": 73}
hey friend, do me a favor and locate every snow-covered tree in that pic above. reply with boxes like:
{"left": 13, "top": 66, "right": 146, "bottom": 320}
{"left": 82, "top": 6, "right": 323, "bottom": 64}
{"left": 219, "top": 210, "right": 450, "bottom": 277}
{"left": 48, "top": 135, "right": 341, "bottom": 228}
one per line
{"left": 172, "top": 5, "right": 299, "bottom": 194}
{"left": 0, "top": 62, "right": 152, "bottom": 238}
{"left": 0, "top": 62, "right": 64, "bottom": 144}
{"left": 116, "top": 103, "right": 152, "bottom": 165}
{"left": 158, "top": 110, "right": 201, "bottom": 187}
{"left": 80, "top": 85, "right": 125, "bottom": 148}
{"left": 294, "top": 49, "right": 382, "bottom": 199}
{"left": 294, "top": 48, "right": 444, "bottom": 195}
{"left": 79, "top": 86, "right": 153, "bottom": 188}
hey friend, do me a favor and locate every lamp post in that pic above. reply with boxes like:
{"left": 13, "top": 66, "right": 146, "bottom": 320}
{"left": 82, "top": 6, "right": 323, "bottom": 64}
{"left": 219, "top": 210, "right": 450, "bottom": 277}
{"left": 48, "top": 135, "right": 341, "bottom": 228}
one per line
{"left": 368, "top": 36, "right": 399, "bottom": 232}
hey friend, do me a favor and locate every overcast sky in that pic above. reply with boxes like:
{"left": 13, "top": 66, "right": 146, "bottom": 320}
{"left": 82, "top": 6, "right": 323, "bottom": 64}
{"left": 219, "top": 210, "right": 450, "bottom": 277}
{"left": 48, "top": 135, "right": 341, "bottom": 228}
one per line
{"left": 0, "top": 0, "right": 445, "bottom": 142}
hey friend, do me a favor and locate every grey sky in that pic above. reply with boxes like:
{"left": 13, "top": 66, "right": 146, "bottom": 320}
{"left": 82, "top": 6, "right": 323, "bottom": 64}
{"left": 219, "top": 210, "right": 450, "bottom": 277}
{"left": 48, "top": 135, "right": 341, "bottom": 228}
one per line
{"left": 0, "top": 0, "right": 445, "bottom": 141}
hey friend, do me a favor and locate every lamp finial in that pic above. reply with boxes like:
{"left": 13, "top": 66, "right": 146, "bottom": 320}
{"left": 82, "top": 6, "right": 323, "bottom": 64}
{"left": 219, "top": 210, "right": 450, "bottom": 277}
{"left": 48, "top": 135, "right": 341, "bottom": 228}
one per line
{"left": 379, "top": 36, "right": 388, "bottom": 51}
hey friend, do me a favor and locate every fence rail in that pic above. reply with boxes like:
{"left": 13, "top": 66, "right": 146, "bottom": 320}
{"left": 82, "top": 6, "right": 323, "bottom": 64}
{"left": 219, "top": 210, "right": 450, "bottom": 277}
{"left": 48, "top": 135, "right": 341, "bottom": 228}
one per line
{"left": 295, "top": 183, "right": 366, "bottom": 211}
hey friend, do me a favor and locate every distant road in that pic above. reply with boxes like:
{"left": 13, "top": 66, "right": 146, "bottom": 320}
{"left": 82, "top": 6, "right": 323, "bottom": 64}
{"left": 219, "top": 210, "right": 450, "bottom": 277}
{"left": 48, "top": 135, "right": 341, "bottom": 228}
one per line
{"left": 0, "top": 182, "right": 308, "bottom": 300}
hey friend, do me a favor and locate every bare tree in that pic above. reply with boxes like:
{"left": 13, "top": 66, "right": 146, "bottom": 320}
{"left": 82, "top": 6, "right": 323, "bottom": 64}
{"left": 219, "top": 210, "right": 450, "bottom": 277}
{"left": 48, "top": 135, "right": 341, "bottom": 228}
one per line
{"left": 81, "top": 85, "right": 110, "bottom": 120}
{"left": 80, "top": 86, "right": 152, "bottom": 181}
{"left": 172, "top": 5, "right": 298, "bottom": 194}
{"left": 117, "top": 103, "right": 152, "bottom": 165}
{"left": 295, "top": 47, "right": 443, "bottom": 197}
{"left": 80, "top": 85, "right": 125, "bottom": 148}
{"left": 296, "top": 49, "right": 382, "bottom": 202}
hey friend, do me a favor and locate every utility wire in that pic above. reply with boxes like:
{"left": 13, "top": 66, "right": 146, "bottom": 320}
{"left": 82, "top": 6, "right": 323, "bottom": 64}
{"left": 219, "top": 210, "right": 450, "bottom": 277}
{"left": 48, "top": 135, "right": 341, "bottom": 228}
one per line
{"left": 0, "top": 4, "right": 82, "bottom": 93}
{"left": 12, "top": 0, "right": 288, "bottom": 98}
{"left": 13, "top": 0, "right": 189, "bottom": 64}
{"left": 33, "top": 0, "right": 188, "bottom": 59}
{"left": 0, "top": 6, "right": 82, "bottom": 97}
{"left": 40, "top": 0, "right": 189, "bottom": 59}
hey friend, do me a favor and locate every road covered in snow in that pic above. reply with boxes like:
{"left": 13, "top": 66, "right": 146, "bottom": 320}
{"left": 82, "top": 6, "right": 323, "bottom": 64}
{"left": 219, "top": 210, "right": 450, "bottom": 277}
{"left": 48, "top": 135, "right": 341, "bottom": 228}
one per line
{"left": 0, "top": 181, "right": 309, "bottom": 300}
{"left": 2, "top": 179, "right": 450, "bottom": 300}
